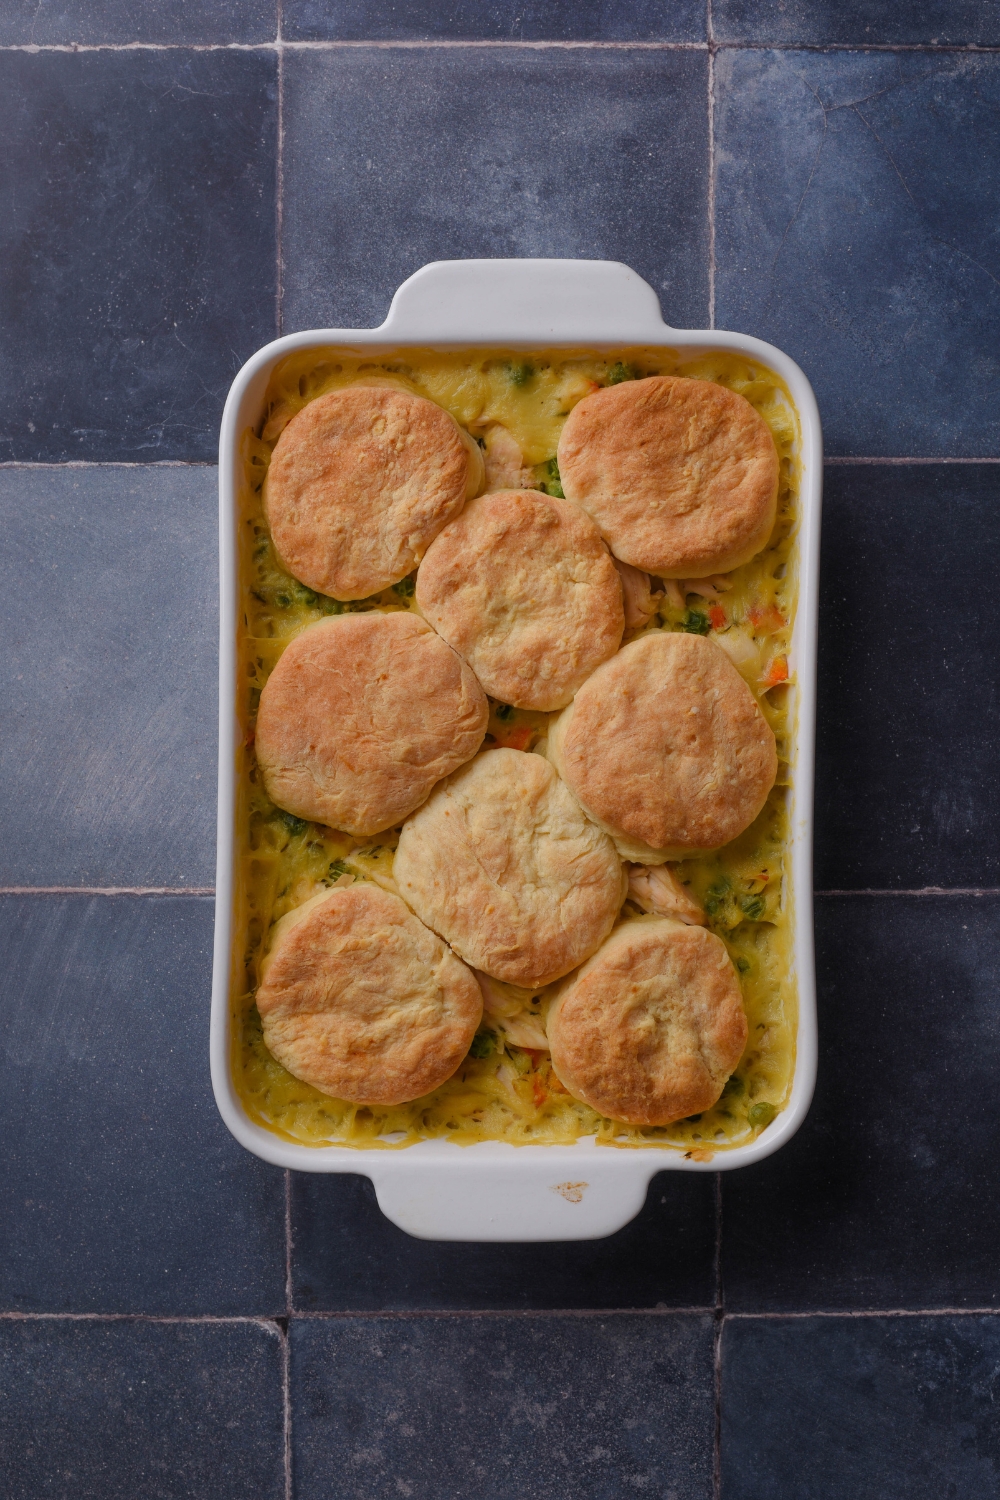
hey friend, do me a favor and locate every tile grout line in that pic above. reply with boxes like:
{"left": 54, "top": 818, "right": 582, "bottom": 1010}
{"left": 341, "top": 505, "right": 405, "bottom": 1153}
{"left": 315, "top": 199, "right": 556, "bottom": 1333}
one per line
{"left": 2, "top": 39, "right": 1000, "bottom": 53}
{"left": 816, "top": 887, "right": 1000, "bottom": 897}
{"left": 0, "top": 1311, "right": 285, "bottom": 1323}
{"left": 273, "top": 1307, "right": 718, "bottom": 1319}
{"left": 712, "top": 1168, "right": 723, "bottom": 1500}
{"left": 825, "top": 455, "right": 1000, "bottom": 464}
{"left": 706, "top": 0, "right": 715, "bottom": 331}
{"left": 281, "top": 1317, "right": 293, "bottom": 1500}
{"left": 0, "top": 886, "right": 215, "bottom": 896}
{"left": 0, "top": 460, "right": 219, "bottom": 468}
{"left": 276, "top": 0, "right": 284, "bottom": 340}
{"left": 724, "top": 1307, "right": 1000, "bottom": 1319}
{"left": 4, "top": 1305, "right": 999, "bottom": 1322}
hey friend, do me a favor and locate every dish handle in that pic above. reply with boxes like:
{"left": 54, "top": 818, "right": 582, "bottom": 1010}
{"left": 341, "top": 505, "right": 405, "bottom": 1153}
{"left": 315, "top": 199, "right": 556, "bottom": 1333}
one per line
{"left": 381, "top": 258, "right": 671, "bottom": 344}
{"left": 365, "top": 1149, "right": 661, "bottom": 1243}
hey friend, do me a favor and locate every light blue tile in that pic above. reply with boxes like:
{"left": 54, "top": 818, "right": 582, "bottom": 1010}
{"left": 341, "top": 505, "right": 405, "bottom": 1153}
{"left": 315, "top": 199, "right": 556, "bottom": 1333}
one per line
{"left": 714, "top": 0, "right": 1000, "bottom": 45}
{"left": 0, "top": 465, "right": 217, "bottom": 888}
{"left": 293, "top": 1314, "right": 715, "bottom": 1500}
{"left": 0, "top": 0, "right": 275, "bottom": 42}
{"left": 283, "top": 0, "right": 705, "bottom": 41}
{"left": 1, "top": 1320, "right": 284, "bottom": 1500}
{"left": 0, "top": 896, "right": 286, "bottom": 1314}
{"left": 0, "top": 49, "right": 276, "bottom": 461}
{"left": 715, "top": 50, "right": 1000, "bottom": 456}
{"left": 724, "top": 896, "right": 1000, "bottom": 1312}
{"left": 722, "top": 1314, "right": 1000, "bottom": 1497}
{"left": 281, "top": 47, "right": 710, "bottom": 333}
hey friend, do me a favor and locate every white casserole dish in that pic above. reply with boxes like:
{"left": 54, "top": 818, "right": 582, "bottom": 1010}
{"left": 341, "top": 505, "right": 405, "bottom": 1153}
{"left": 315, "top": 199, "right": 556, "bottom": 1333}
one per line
{"left": 211, "top": 258, "right": 821, "bottom": 1242}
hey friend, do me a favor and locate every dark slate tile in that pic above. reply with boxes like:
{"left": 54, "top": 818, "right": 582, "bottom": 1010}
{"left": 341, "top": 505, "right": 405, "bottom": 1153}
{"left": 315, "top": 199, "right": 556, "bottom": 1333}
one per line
{"left": 721, "top": 1315, "right": 1000, "bottom": 1500}
{"left": 0, "top": 0, "right": 275, "bottom": 43}
{"left": 281, "top": 47, "right": 708, "bottom": 333}
{"left": 283, "top": 0, "right": 705, "bottom": 41}
{"left": 0, "top": 896, "right": 286, "bottom": 1314}
{"left": 290, "top": 1170, "right": 716, "bottom": 1312}
{"left": 0, "top": 1319, "right": 284, "bottom": 1500}
{"left": 292, "top": 1313, "right": 715, "bottom": 1500}
{"left": 714, "top": 0, "right": 1000, "bottom": 46}
{"left": 1, "top": 49, "right": 276, "bottom": 462}
{"left": 722, "top": 895, "right": 1000, "bottom": 1313}
{"left": 0, "top": 466, "right": 217, "bottom": 889}
{"left": 714, "top": 51, "right": 1000, "bottom": 457}
{"left": 816, "top": 463, "right": 1000, "bottom": 892}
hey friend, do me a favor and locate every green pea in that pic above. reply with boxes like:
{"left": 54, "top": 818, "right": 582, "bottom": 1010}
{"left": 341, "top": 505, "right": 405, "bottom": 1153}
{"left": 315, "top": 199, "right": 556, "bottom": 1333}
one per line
{"left": 748, "top": 1101, "right": 776, "bottom": 1128}
{"left": 606, "top": 361, "right": 636, "bottom": 386}
{"left": 494, "top": 702, "right": 514, "bottom": 721}
{"left": 682, "top": 610, "right": 710, "bottom": 636}
{"left": 393, "top": 575, "right": 416, "bottom": 598}
{"left": 735, "top": 956, "right": 751, "bottom": 974}
{"left": 468, "top": 1032, "right": 495, "bottom": 1060}
{"left": 276, "top": 592, "right": 291, "bottom": 609}
{"left": 740, "top": 894, "right": 766, "bottom": 921}
{"left": 277, "top": 811, "right": 307, "bottom": 836}
{"left": 509, "top": 363, "right": 534, "bottom": 387}
{"left": 722, "top": 1075, "right": 745, "bottom": 1097}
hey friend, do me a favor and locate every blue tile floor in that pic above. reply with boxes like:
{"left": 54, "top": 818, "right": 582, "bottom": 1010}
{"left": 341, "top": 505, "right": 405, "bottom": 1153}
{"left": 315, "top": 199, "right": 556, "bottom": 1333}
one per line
{"left": 1, "top": 5, "right": 999, "bottom": 1497}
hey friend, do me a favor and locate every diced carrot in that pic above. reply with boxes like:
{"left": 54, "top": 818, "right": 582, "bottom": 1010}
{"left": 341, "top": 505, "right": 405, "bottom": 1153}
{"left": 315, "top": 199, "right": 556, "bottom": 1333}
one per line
{"left": 498, "top": 725, "right": 533, "bottom": 752}
{"left": 748, "top": 604, "right": 785, "bottom": 633}
{"left": 532, "top": 1075, "right": 547, "bottom": 1109}
{"left": 708, "top": 605, "right": 726, "bottom": 630}
{"left": 762, "top": 655, "right": 789, "bottom": 688}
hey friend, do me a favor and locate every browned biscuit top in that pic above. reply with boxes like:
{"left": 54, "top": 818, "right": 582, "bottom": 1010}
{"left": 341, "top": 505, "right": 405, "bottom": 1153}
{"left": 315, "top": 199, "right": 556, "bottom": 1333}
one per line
{"left": 548, "top": 631, "right": 777, "bottom": 859}
{"left": 256, "top": 882, "right": 483, "bottom": 1105}
{"left": 547, "top": 918, "right": 748, "bottom": 1125}
{"left": 393, "top": 748, "right": 627, "bottom": 989}
{"left": 264, "top": 385, "right": 476, "bottom": 600}
{"left": 415, "top": 489, "right": 625, "bottom": 711}
{"left": 254, "top": 612, "right": 488, "bottom": 838}
{"left": 557, "top": 375, "right": 779, "bottom": 578}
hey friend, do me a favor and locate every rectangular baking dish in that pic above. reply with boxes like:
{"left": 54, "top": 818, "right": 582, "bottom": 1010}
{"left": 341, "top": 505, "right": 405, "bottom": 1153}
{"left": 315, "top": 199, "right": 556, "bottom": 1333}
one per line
{"left": 211, "top": 258, "right": 821, "bottom": 1242}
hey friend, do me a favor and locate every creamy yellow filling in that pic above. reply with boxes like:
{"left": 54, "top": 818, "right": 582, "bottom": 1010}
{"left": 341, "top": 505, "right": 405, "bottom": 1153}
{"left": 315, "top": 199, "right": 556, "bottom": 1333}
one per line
{"left": 231, "top": 347, "right": 800, "bottom": 1155}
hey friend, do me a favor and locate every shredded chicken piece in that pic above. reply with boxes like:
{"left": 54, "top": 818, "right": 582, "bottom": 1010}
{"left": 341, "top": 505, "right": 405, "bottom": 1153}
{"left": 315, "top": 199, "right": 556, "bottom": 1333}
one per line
{"left": 613, "top": 558, "right": 663, "bottom": 628}
{"left": 475, "top": 972, "right": 550, "bottom": 1049}
{"left": 498, "top": 1010, "right": 550, "bottom": 1051}
{"left": 627, "top": 864, "right": 706, "bottom": 926}
{"left": 475, "top": 970, "right": 528, "bottom": 1019}
{"left": 661, "top": 576, "right": 733, "bottom": 609}
{"left": 679, "top": 575, "right": 734, "bottom": 600}
{"left": 478, "top": 423, "right": 535, "bottom": 493}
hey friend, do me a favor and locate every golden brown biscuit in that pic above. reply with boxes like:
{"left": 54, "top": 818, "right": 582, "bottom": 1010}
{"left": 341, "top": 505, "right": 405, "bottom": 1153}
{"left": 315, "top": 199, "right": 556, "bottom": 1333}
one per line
{"left": 394, "top": 748, "right": 627, "bottom": 988}
{"left": 255, "top": 612, "right": 488, "bottom": 837}
{"left": 547, "top": 631, "right": 777, "bottom": 862}
{"left": 415, "top": 489, "right": 625, "bottom": 711}
{"left": 264, "top": 385, "right": 481, "bottom": 600}
{"left": 547, "top": 918, "right": 747, "bottom": 1125}
{"left": 557, "top": 375, "right": 779, "bottom": 578}
{"left": 256, "top": 883, "right": 482, "bottom": 1104}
